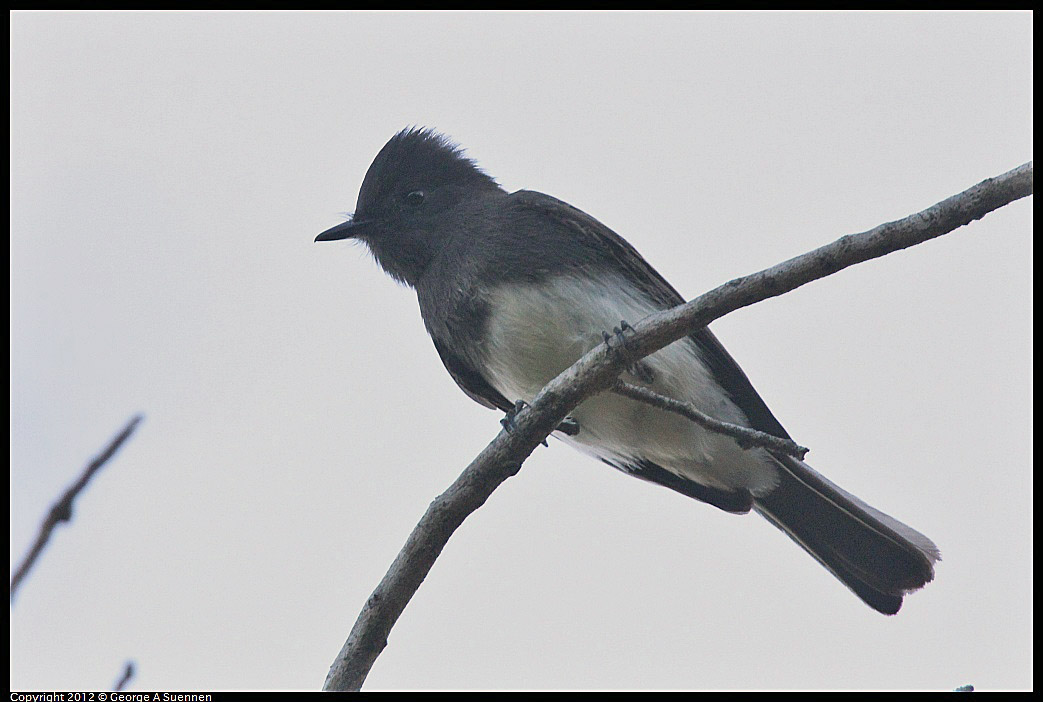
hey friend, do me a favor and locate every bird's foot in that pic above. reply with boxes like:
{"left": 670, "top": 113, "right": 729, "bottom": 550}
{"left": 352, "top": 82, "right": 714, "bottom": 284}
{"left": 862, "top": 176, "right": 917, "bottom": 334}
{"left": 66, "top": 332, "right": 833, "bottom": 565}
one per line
{"left": 501, "top": 401, "right": 581, "bottom": 446}
{"left": 602, "top": 320, "right": 654, "bottom": 384}
{"left": 500, "top": 400, "right": 529, "bottom": 433}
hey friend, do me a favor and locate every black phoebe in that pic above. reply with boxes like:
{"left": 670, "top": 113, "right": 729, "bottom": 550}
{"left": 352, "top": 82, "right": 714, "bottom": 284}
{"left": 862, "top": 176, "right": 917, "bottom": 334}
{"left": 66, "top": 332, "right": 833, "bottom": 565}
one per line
{"left": 316, "top": 127, "right": 939, "bottom": 614}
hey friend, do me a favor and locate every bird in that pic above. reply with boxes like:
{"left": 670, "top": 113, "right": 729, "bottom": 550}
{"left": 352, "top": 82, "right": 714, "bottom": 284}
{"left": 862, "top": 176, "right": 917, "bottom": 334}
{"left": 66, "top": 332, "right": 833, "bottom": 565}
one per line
{"left": 315, "top": 127, "right": 939, "bottom": 614}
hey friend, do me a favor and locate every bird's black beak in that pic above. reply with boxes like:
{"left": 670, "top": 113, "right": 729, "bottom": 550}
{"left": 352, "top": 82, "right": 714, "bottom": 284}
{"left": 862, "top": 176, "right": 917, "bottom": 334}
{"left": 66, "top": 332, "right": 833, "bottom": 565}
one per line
{"left": 315, "top": 218, "right": 368, "bottom": 242}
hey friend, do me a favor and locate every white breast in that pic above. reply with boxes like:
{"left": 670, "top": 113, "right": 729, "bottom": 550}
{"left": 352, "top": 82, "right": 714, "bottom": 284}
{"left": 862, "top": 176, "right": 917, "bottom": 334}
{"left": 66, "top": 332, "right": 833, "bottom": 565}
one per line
{"left": 482, "top": 273, "right": 779, "bottom": 496}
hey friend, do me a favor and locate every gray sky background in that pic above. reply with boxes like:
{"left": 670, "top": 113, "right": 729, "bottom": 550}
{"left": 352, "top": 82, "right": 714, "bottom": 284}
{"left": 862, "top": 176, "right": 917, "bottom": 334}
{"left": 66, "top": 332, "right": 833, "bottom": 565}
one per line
{"left": 10, "top": 11, "right": 1032, "bottom": 691}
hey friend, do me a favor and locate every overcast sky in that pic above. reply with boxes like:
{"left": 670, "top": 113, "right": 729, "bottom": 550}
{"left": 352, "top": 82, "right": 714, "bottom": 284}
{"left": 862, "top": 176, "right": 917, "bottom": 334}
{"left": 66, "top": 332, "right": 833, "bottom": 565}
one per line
{"left": 10, "top": 11, "right": 1032, "bottom": 691}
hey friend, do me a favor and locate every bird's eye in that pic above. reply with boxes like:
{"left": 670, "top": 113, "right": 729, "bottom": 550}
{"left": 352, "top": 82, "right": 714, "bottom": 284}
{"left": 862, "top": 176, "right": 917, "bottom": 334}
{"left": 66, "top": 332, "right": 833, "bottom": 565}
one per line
{"left": 405, "top": 190, "right": 426, "bottom": 206}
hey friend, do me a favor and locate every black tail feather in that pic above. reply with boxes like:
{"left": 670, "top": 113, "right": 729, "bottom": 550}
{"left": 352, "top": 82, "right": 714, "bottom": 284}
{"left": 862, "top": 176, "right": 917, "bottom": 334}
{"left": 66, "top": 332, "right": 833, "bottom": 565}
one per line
{"left": 755, "top": 456, "right": 939, "bottom": 615}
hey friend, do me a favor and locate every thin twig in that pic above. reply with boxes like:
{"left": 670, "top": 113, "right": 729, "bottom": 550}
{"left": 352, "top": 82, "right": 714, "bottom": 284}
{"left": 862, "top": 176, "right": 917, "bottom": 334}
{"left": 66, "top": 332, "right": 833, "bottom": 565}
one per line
{"left": 10, "top": 414, "right": 144, "bottom": 602}
{"left": 612, "top": 380, "right": 809, "bottom": 459}
{"left": 324, "top": 162, "right": 1032, "bottom": 691}
{"left": 113, "top": 661, "right": 135, "bottom": 692}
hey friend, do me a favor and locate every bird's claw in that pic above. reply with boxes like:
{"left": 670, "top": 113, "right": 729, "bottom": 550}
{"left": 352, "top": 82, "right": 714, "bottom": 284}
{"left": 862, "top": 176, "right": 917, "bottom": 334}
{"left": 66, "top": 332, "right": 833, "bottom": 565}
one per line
{"left": 500, "top": 400, "right": 529, "bottom": 433}
{"left": 602, "top": 320, "right": 635, "bottom": 349}
{"left": 502, "top": 402, "right": 581, "bottom": 446}
{"left": 557, "top": 416, "right": 580, "bottom": 436}
{"left": 602, "top": 320, "right": 654, "bottom": 384}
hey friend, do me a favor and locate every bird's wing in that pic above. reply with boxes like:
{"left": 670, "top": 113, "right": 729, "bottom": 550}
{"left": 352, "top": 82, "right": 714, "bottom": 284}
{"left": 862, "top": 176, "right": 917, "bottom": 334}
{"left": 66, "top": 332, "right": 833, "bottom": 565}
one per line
{"left": 430, "top": 334, "right": 514, "bottom": 413}
{"left": 511, "top": 190, "right": 791, "bottom": 442}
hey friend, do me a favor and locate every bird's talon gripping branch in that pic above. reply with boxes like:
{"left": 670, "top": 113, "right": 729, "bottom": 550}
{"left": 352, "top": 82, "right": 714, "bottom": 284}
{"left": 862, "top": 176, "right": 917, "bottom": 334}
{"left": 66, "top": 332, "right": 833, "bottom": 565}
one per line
{"left": 602, "top": 320, "right": 632, "bottom": 355}
{"left": 602, "top": 320, "right": 654, "bottom": 384}
{"left": 501, "top": 402, "right": 580, "bottom": 446}
{"left": 500, "top": 399, "right": 529, "bottom": 433}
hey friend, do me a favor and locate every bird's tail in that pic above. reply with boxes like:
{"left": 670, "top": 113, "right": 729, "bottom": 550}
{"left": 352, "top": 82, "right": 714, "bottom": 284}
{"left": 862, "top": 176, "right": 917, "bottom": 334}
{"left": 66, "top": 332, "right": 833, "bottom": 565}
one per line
{"left": 754, "top": 455, "right": 940, "bottom": 615}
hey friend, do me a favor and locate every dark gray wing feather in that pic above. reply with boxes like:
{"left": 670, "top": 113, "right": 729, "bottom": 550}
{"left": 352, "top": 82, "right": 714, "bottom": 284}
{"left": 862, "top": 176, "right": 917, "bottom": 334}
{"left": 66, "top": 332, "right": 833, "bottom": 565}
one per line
{"left": 510, "top": 190, "right": 790, "bottom": 440}
{"left": 430, "top": 335, "right": 514, "bottom": 413}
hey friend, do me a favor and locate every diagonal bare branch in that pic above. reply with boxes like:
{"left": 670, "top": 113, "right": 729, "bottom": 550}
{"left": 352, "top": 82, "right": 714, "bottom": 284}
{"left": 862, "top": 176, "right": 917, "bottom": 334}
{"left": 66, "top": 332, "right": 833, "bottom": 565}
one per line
{"left": 113, "top": 661, "right": 135, "bottom": 692}
{"left": 10, "top": 414, "right": 144, "bottom": 602}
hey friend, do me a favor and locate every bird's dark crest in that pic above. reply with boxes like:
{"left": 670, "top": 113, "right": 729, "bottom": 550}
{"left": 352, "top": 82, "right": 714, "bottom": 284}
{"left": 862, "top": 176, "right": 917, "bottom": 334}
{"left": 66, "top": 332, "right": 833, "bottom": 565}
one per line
{"left": 356, "top": 127, "right": 500, "bottom": 215}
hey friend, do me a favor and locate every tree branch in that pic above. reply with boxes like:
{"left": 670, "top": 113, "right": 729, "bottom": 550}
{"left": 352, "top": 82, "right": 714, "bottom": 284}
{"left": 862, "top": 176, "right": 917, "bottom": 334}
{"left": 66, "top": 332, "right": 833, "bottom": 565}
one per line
{"left": 612, "top": 380, "right": 809, "bottom": 459}
{"left": 113, "top": 661, "right": 135, "bottom": 692}
{"left": 323, "top": 162, "right": 1032, "bottom": 691}
{"left": 10, "top": 414, "right": 144, "bottom": 602}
